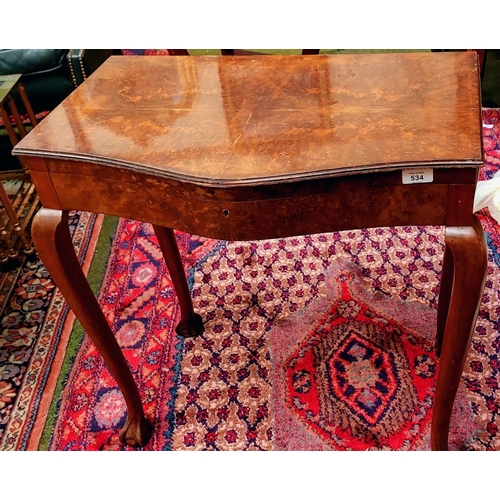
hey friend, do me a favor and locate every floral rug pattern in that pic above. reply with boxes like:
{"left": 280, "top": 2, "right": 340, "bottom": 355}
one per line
{"left": 0, "top": 211, "right": 102, "bottom": 450}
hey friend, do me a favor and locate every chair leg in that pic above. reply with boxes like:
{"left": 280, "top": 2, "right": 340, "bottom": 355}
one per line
{"left": 32, "top": 208, "right": 152, "bottom": 447}
{"left": 153, "top": 225, "right": 204, "bottom": 338}
{"left": 431, "top": 216, "right": 487, "bottom": 450}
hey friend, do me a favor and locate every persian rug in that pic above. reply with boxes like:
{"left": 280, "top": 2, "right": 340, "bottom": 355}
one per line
{"left": 0, "top": 211, "right": 103, "bottom": 450}
{"left": 42, "top": 110, "right": 500, "bottom": 451}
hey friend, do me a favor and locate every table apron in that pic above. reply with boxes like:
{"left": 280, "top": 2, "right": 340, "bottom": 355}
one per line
{"left": 33, "top": 170, "right": 473, "bottom": 240}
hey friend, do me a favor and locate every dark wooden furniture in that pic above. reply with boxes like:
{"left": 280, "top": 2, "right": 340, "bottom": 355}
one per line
{"left": 13, "top": 52, "right": 486, "bottom": 450}
{"left": 0, "top": 74, "right": 39, "bottom": 260}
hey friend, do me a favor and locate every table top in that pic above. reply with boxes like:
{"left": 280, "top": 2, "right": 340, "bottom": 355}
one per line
{"left": 0, "top": 74, "right": 21, "bottom": 106}
{"left": 14, "top": 53, "right": 482, "bottom": 187}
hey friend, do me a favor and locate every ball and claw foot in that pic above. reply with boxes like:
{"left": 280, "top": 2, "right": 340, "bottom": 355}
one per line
{"left": 175, "top": 313, "right": 204, "bottom": 338}
{"left": 119, "top": 415, "right": 153, "bottom": 447}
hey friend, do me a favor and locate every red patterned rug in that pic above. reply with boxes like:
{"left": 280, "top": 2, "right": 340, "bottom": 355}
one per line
{"left": 0, "top": 211, "right": 103, "bottom": 450}
{"left": 44, "top": 109, "right": 500, "bottom": 451}
{"left": 270, "top": 259, "right": 475, "bottom": 450}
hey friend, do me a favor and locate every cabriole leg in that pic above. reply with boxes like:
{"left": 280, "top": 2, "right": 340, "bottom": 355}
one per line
{"left": 153, "top": 225, "right": 204, "bottom": 338}
{"left": 32, "top": 208, "right": 152, "bottom": 447}
{"left": 431, "top": 216, "right": 487, "bottom": 450}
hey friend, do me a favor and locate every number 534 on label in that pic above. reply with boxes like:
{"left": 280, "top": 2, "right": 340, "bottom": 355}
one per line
{"left": 402, "top": 168, "right": 433, "bottom": 184}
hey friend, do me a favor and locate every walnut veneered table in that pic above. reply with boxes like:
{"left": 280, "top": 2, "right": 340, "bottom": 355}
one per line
{"left": 13, "top": 52, "right": 487, "bottom": 450}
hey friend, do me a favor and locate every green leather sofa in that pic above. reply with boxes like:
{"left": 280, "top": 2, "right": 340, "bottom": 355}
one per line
{"left": 0, "top": 49, "right": 114, "bottom": 115}
{"left": 0, "top": 49, "right": 114, "bottom": 171}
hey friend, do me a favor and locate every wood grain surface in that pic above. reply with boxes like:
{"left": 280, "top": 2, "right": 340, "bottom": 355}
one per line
{"left": 14, "top": 52, "right": 482, "bottom": 187}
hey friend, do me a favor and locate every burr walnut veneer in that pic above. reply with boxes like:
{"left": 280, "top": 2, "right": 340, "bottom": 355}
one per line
{"left": 13, "top": 52, "right": 487, "bottom": 450}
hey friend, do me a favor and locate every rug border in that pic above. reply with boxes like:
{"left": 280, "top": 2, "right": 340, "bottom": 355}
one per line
{"left": 25, "top": 213, "right": 105, "bottom": 450}
{"left": 37, "top": 215, "right": 119, "bottom": 450}
{"left": 0, "top": 211, "right": 104, "bottom": 450}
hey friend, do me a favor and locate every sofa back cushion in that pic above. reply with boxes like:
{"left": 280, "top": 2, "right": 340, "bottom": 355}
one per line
{"left": 0, "top": 49, "right": 68, "bottom": 76}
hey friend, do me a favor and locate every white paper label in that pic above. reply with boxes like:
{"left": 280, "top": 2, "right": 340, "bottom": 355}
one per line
{"left": 402, "top": 168, "right": 433, "bottom": 184}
